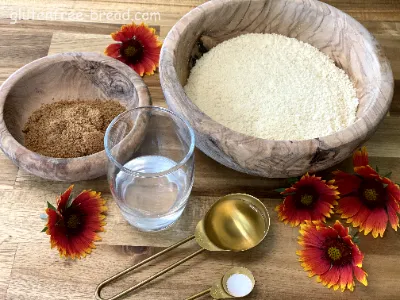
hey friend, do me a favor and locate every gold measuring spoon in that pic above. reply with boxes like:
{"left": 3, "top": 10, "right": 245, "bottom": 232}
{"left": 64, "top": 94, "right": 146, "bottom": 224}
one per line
{"left": 95, "top": 193, "right": 270, "bottom": 300}
{"left": 186, "top": 267, "right": 255, "bottom": 300}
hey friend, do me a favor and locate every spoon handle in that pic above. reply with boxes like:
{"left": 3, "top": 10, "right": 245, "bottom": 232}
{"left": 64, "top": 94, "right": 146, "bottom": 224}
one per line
{"left": 185, "top": 288, "right": 211, "bottom": 300}
{"left": 95, "top": 235, "right": 205, "bottom": 300}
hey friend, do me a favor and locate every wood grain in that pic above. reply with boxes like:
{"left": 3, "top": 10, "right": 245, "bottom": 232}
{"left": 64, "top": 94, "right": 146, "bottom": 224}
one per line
{"left": 160, "top": 0, "right": 394, "bottom": 178}
{"left": 0, "top": 0, "right": 400, "bottom": 299}
{"left": 1, "top": 190, "right": 400, "bottom": 300}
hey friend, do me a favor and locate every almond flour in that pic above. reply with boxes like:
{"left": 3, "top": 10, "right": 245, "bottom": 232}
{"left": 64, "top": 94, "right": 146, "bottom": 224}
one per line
{"left": 23, "top": 100, "right": 125, "bottom": 158}
{"left": 184, "top": 33, "right": 359, "bottom": 140}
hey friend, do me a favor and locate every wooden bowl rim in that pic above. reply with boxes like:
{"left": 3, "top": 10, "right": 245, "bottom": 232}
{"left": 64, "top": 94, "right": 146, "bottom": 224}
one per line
{"left": 0, "top": 52, "right": 151, "bottom": 165}
{"left": 160, "top": 0, "right": 394, "bottom": 156}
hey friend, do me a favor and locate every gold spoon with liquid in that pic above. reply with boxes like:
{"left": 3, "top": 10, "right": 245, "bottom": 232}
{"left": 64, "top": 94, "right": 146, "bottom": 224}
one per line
{"left": 95, "top": 193, "right": 270, "bottom": 300}
{"left": 186, "top": 267, "right": 255, "bottom": 300}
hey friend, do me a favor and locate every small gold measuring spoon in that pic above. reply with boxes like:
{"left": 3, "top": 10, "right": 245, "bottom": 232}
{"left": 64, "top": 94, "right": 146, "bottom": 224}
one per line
{"left": 186, "top": 267, "right": 255, "bottom": 300}
{"left": 95, "top": 193, "right": 270, "bottom": 300}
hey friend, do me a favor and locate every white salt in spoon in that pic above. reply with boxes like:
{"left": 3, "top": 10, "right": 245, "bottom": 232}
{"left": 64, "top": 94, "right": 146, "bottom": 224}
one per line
{"left": 186, "top": 267, "right": 255, "bottom": 299}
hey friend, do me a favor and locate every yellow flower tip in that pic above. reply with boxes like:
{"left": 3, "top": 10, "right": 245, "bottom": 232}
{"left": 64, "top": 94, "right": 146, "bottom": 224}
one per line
{"left": 295, "top": 250, "right": 302, "bottom": 256}
{"left": 300, "top": 263, "right": 309, "bottom": 270}
{"left": 360, "top": 277, "right": 368, "bottom": 286}
{"left": 333, "top": 284, "right": 340, "bottom": 291}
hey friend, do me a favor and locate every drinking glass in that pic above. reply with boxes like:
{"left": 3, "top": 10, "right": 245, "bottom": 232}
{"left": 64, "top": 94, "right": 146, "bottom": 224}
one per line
{"left": 104, "top": 106, "right": 195, "bottom": 231}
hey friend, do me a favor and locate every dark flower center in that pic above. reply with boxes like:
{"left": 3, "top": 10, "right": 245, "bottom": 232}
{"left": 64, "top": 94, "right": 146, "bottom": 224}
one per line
{"left": 66, "top": 214, "right": 80, "bottom": 229}
{"left": 364, "top": 189, "right": 378, "bottom": 202}
{"left": 323, "top": 237, "right": 352, "bottom": 266}
{"left": 121, "top": 38, "right": 144, "bottom": 63}
{"left": 300, "top": 194, "right": 314, "bottom": 206}
{"left": 327, "top": 247, "right": 342, "bottom": 261}
{"left": 294, "top": 186, "right": 319, "bottom": 208}
{"left": 359, "top": 178, "right": 387, "bottom": 208}
{"left": 62, "top": 209, "right": 85, "bottom": 236}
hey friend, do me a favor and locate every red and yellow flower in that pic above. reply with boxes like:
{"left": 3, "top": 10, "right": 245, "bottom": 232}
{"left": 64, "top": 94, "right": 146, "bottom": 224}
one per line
{"left": 105, "top": 22, "right": 162, "bottom": 76}
{"left": 334, "top": 147, "right": 400, "bottom": 238}
{"left": 276, "top": 173, "right": 339, "bottom": 226}
{"left": 43, "top": 186, "right": 107, "bottom": 259}
{"left": 297, "top": 220, "right": 368, "bottom": 291}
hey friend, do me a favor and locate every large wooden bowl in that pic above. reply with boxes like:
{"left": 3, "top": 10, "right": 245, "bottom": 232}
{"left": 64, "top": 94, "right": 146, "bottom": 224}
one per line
{"left": 0, "top": 52, "right": 151, "bottom": 181}
{"left": 160, "top": 0, "right": 394, "bottom": 178}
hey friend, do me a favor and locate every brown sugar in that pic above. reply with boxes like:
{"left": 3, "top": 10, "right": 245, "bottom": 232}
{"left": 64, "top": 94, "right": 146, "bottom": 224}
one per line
{"left": 23, "top": 100, "right": 125, "bottom": 158}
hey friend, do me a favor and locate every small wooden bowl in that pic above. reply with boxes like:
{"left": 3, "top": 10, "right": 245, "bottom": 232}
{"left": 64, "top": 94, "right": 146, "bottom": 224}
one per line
{"left": 160, "top": 0, "right": 394, "bottom": 178}
{"left": 0, "top": 52, "right": 151, "bottom": 181}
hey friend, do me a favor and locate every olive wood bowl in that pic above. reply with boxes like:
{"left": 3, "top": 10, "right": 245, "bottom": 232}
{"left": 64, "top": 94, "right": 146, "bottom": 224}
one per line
{"left": 160, "top": 0, "right": 394, "bottom": 178}
{"left": 0, "top": 52, "right": 151, "bottom": 181}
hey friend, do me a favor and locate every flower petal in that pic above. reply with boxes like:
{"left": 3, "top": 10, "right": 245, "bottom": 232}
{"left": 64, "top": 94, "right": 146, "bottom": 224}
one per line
{"left": 353, "top": 266, "right": 368, "bottom": 286}
{"left": 354, "top": 165, "right": 379, "bottom": 179}
{"left": 318, "top": 226, "right": 339, "bottom": 240}
{"left": 310, "top": 201, "right": 332, "bottom": 220}
{"left": 387, "top": 198, "right": 400, "bottom": 231}
{"left": 300, "top": 255, "right": 331, "bottom": 277}
{"left": 132, "top": 63, "right": 145, "bottom": 77}
{"left": 104, "top": 43, "right": 121, "bottom": 58}
{"left": 351, "top": 242, "right": 364, "bottom": 268}
{"left": 339, "top": 264, "right": 354, "bottom": 291}
{"left": 57, "top": 185, "right": 74, "bottom": 212}
{"left": 333, "top": 220, "right": 349, "bottom": 238}
{"left": 333, "top": 171, "right": 361, "bottom": 196}
{"left": 363, "top": 207, "right": 388, "bottom": 238}
{"left": 318, "top": 266, "right": 340, "bottom": 288}
{"left": 353, "top": 147, "right": 369, "bottom": 167}
{"left": 387, "top": 183, "right": 400, "bottom": 205}
{"left": 111, "top": 23, "right": 138, "bottom": 42}
{"left": 337, "top": 196, "right": 362, "bottom": 219}
{"left": 277, "top": 195, "right": 311, "bottom": 226}
{"left": 348, "top": 205, "right": 371, "bottom": 229}
{"left": 388, "top": 193, "right": 400, "bottom": 213}
{"left": 299, "top": 222, "right": 326, "bottom": 247}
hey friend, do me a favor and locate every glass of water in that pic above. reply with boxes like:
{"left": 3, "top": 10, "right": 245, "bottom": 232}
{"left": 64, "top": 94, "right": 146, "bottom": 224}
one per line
{"left": 104, "top": 106, "right": 195, "bottom": 231}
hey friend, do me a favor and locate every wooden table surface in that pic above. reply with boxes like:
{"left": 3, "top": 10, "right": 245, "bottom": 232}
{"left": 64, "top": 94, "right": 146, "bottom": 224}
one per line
{"left": 0, "top": 1, "right": 399, "bottom": 299}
